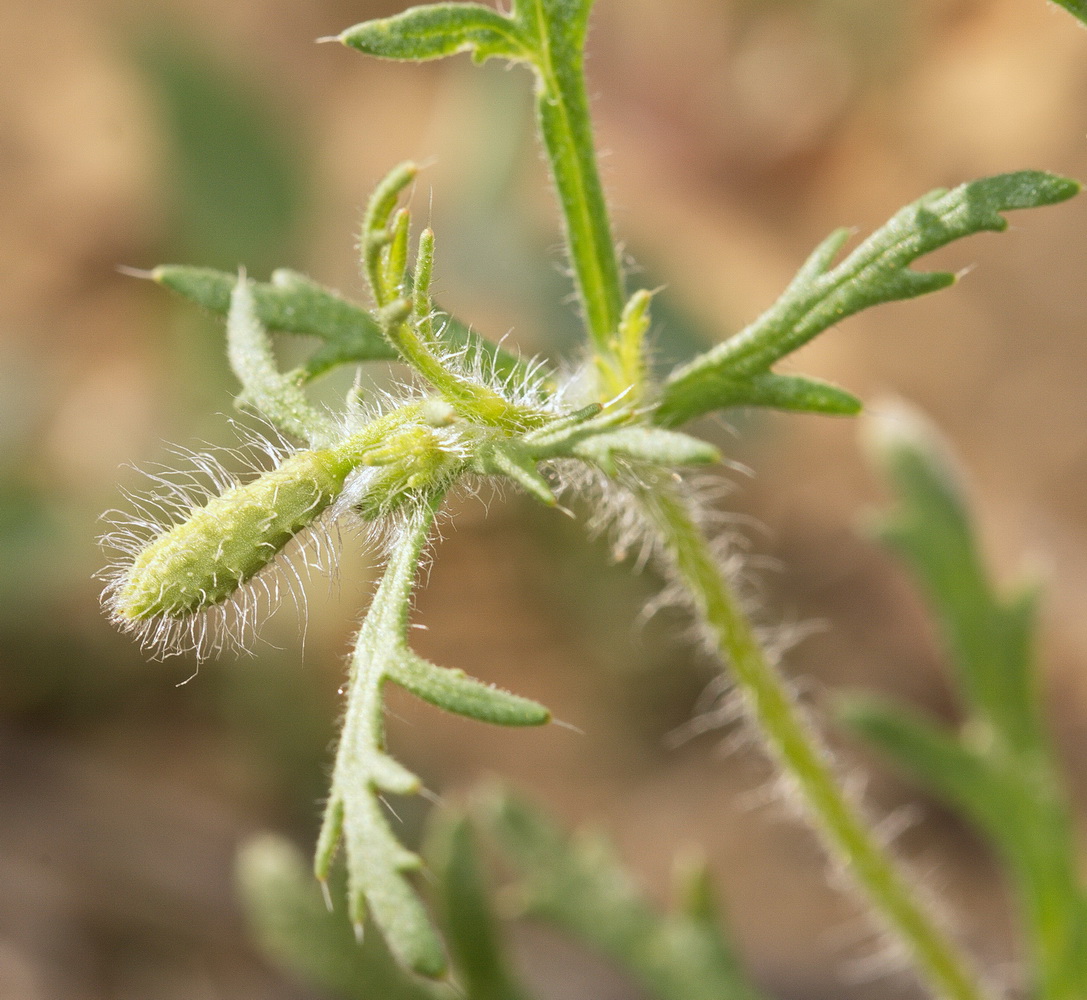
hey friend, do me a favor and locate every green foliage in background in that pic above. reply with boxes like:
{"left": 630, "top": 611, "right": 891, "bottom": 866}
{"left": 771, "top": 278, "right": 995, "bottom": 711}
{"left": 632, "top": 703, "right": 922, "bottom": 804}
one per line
{"left": 844, "top": 408, "right": 1087, "bottom": 1000}
{"left": 134, "top": 26, "right": 305, "bottom": 273}
{"left": 235, "top": 407, "right": 1087, "bottom": 1000}
{"left": 485, "top": 791, "right": 764, "bottom": 1000}
{"left": 237, "top": 792, "right": 765, "bottom": 1000}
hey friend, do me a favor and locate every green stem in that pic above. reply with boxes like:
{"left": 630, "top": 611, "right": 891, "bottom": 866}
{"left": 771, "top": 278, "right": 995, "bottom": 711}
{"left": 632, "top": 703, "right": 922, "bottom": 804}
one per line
{"left": 526, "top": 3, "right": 624, "bottom": 354}
{"left": 643, "top": 479, "right": 990, "bottom": 1000}
{"left": 339, "top": 496, "right": 441, "bottom": 777}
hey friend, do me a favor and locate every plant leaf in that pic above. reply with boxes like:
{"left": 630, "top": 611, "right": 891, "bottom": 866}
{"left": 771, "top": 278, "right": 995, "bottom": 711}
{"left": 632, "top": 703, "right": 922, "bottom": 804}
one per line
{"left": 236, "top": 834, "right": 448, "bottom": 1000}
{"left": 514, "top": 0, "right": 595, "bottom": 56}
{"left": 838, "top": 696, "right": 1008, "bottom": 835}
{"left": 150, "top": 264, "right": 533, "bottom": 385}
{"left": 656, "top": 171, "right": 1080, "bottom": 427}
{"left": 427, "top": 811, "right": 534, "bottom": 1000}
{"left": 851, "top": 405, "right": 1087, "bottom": 1000}
{"left": 226, "top": 275, "right": 340, "bottom": 445}
{"left": 655, "top": 371, "right": 862, "bottom": 421}
{"left": 862, "top": 404, "right": 1042, "bottom": 752}
{"left": 318, "top": 497, "right": 550, "bottom": 978}
{"left": 391, "top": 652, "right": 551, "bottom": 726}
{"left": 485, "top": 790, "right": 766, "bottom": 1000}
{"left": 569, "top": 427, "right": 720, "bottom": 473}
{"left": 338, "top": 3, "right": 529, "bottom": 65}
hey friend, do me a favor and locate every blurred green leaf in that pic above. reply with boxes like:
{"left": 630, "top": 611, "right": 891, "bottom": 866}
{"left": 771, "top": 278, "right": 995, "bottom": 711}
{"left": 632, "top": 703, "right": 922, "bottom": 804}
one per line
{"left": 864, "top": 405, "right": 1041, "bottom": 751}
{"left": 134, "top": 27, "right": 306, "bottom": 273}
{"left": 838, "top": 695, "right": 1007, "bottom": 834}
{"left": 1052, "top": 0, "right": 1087, "bottom": 28}
{"left": 236, "top": 834, "right": 449, "bottom": 999}
{"left": 844, "top": 405, "right": 1087, "bottom": 1000}
{"left": 484, "top": 790, "right": 765, "bottom": 1000}
{"left": 428, "top": 811, "right": 534, "bottom": 1000}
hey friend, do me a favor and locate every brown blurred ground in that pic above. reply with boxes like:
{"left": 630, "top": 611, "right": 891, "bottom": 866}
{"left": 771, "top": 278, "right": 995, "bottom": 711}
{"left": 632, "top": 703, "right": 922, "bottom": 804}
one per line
{"left": 2, "top": 0, "right": 1087, "bottom": 997}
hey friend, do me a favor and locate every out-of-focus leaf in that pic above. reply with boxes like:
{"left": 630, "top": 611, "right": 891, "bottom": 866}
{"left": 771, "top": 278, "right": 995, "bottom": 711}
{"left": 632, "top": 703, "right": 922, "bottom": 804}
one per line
{"left": 484, "top": 790, "right": 766, "bottom": 1000}
{"left": 845, "top": 405, "right": 1087, "bottom": 1000}
{"left": 1052, "top": 0, "right": 1087, "bottom": 28}
{"left": 236, "top": 834, "right": 448, "bottom": 1000}
{"left": 863, "top": 404, "right": 1040, "bottom": 752}
{"left": 838, "top": 696, "right": 1007, "bottom": 834}
{"left": 428, "top": 811, "right": 533, "bottom": 1000}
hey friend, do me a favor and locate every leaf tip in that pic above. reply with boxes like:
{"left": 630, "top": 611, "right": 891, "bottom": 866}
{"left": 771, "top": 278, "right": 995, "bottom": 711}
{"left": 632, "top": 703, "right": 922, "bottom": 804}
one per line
{"left": 116, "top": 264, "right": 156, "bottom": 281}
{"left": 1035, "top": 172, "right": 1082, "bottom": 205}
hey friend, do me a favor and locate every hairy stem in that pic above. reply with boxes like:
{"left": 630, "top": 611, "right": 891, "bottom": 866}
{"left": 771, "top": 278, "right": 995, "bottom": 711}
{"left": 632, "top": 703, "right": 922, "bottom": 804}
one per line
{"left": 642, "top": 478, "right": 990, "bottom": 1000}
{"left": 527, "top": 2, "right": 625, "bottom": 356}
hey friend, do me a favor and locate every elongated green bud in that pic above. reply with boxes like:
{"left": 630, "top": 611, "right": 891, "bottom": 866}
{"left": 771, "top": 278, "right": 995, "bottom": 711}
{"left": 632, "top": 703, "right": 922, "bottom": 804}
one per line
{"left": 112, "top": 448, "right": 352, "bottom": 622}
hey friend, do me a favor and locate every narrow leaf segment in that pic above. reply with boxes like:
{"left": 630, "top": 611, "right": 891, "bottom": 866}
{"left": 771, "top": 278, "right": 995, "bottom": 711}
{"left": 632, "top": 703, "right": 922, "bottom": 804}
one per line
{"left": 316, "top": 495, "right": 549, "bottom": 978}
{"left": 338, "top": 3, "right": 529, "bottom": 64}
{"left": 236, "top": 834, "right": 448, "bottom": 1000}
{"left": 656, "top": 171, "right": 1079, "bottom": 427}
{"left": 150, "top": 264, "right": 531, "bottom": 386}
{"left": 843, "top": 406, "right": 1087, "bottom": 1000}
{"left": 427, "top": 810, "right": 535, "bottom": 1000}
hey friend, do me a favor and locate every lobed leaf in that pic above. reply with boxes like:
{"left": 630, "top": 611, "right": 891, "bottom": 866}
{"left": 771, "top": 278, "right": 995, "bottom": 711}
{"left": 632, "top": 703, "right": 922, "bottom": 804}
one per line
{"left": 319, "top": 498, "right": 550, "bottom": 978}
{"left": 844, "top": 406, "right": 1087, "bottom": 1000}
{"left": 151, "top": 263, "right": 533, "bottom": 385}
{"left": 656, "top": 171, "right": 1080, "bottom": 427}
{"left": 862, "top": 404, "right": 1042, "bottom": 752}
{"left": 838, "top": 696, "right": 1008, "bottom": 836}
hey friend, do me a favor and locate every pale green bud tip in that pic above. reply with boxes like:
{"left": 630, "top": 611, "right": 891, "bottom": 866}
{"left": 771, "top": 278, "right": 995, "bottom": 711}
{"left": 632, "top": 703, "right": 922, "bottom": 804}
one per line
{"left": 102, "top": 447, "right": 351, "bottom": 659}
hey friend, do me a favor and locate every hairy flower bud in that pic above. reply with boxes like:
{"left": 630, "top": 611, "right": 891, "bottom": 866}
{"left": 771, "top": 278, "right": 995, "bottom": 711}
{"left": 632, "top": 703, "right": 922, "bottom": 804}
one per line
{"left": 102, "top": 444, "right": 354, "bottom": 659}
{"left": 115, "top": 449, "right": 351, "bottom": 621}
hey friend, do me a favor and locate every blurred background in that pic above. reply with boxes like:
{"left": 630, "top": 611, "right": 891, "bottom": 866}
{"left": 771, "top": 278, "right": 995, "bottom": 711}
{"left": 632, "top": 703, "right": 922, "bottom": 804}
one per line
{"left": 2, "top": 0, "right": 1087, "bottom": 996}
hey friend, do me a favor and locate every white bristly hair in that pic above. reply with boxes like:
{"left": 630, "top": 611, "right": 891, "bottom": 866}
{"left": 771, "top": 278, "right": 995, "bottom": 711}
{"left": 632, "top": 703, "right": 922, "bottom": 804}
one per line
{"left": 97, "top": 418, "right": 344, "bottom": 663}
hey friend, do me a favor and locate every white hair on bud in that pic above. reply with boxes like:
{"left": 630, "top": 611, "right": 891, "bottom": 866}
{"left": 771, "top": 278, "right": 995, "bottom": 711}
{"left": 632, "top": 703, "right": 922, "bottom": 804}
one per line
{"left": 97, "top": 418, "right": 343, "bottom": 663}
